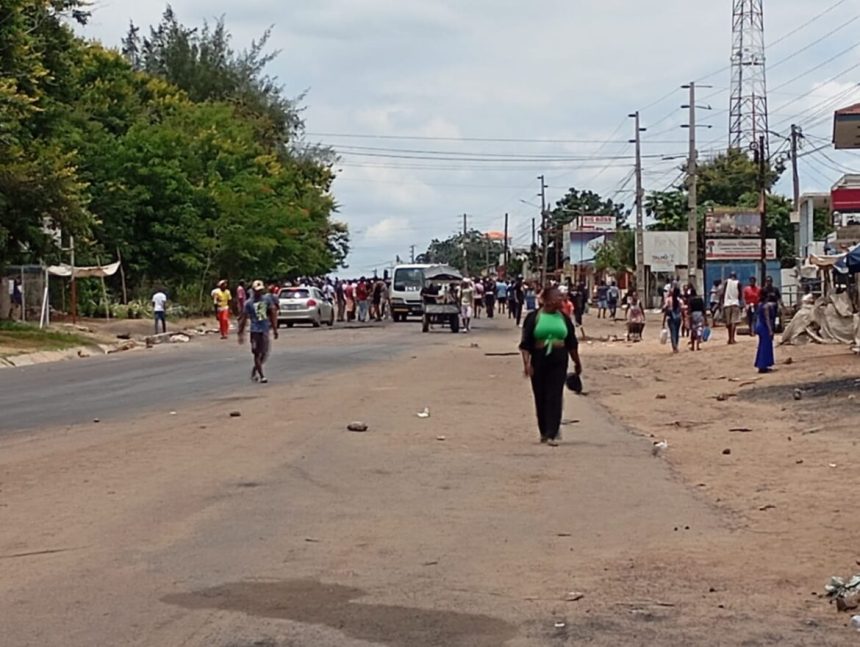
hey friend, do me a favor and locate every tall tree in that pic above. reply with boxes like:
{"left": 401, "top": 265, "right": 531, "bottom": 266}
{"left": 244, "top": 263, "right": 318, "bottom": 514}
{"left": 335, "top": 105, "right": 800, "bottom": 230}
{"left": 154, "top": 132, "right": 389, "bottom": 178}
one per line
{"left": 544, "top": 188, "right": 630, "bottom": 272}
{"left": 418, "top": 230, "right": 505, "bottom": 274}
{"left": 0, "top": 0, "right": 92, "bottom": 269}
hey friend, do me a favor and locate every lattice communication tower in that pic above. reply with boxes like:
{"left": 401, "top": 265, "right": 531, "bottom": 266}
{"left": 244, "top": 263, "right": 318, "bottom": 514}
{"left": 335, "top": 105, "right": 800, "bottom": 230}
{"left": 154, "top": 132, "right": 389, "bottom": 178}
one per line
{"left": 728, "top": 0, "right": 770, "bottom": 157}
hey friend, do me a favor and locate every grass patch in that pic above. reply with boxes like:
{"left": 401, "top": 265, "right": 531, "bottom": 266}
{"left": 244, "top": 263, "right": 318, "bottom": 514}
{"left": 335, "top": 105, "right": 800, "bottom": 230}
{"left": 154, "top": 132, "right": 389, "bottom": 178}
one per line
{"left": 0, "top": 321, "right": 94, "bottom": 357}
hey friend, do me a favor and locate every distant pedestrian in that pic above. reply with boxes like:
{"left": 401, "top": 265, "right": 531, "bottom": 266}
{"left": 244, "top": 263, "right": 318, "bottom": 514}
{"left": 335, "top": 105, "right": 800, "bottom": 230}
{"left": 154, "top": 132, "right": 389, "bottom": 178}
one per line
{"left": 709, "top": 279, "right": 722, "bottom": 322}
{"left": 8, "top": 278, "right": 22, "bottom": 320}
{"left": 474, "top": 279, "right": 484, "bottom": 318}
{"left": 152, "top": 289, "right": 168, "bottom": 334}
{"left": 236, "top": 280, "right": 247, "bottom": 314}
{"left": 662, "top": 285, "right": 682, "bottom": 353}
{"left": 484, "top": 278, "right": 496, "bottom": 318}
{"left": 213, "top": 280, "right": 232, "bottom": 339}
{"left": 496, "top": 278, "right": 508, "bottom": 315}
{"left": 596, "top": 283, "right": 609, "bottom": 319}
{"left": 345, "top": 281, "right": 356, "bottom": 321}
{"left": 754, "top": 300, "right": 775, "bottom": 373}
{"left": 335, "top": 279, "right": 346, "bottom": 322}
{"left": 688, "top": 291, "right": 707, "bottom": 351}
{"left": 743, "top": 277, "right": 761, "bottom": 337}
{"left": 519, "top": 286, "right": 582, "bottom": 447}
{"left": 460, "top": 279, "right": 474, "bottom": 332}
{"left": 721, "top": 272, "right": 741, "bottom": 345}
{"left": 572, "top": 282, "right": 587, "bottom": 327}
{"left": 238, "top": 280, "right": 279, "bottom": 383}
{"left": 356, "top": 277, "right": 369, "bottom": 322}
{"left": 511, "top": 276, "right": 525, "bottom": 326}
{"left": 607, "top": 281, "right": 620, "bottom": 321}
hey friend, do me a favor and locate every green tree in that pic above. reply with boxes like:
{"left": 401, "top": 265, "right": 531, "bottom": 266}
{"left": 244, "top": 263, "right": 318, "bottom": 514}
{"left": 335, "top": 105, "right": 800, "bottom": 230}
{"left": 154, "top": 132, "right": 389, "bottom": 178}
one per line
{"left": 418, "top": 230, "right": 505, "bottom": 275}
{"left": 645, "top": 190, "right": 688, "bottom": 231}
{"left": 593, "top": 229, "right": 635, "bottom": 273}
{"left": 697, "top": 147, "right": 781, "bottom": 206}
{"left": 0, "top": 0, "right": 92, "bottom": 269}
{"left": 545, "top": 188, "right": 630, "bottom": 271}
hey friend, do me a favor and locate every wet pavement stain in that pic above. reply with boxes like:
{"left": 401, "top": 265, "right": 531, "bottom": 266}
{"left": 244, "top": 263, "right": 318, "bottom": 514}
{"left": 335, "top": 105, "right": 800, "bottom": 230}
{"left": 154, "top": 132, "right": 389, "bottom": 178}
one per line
{"left": 163, "top": 579, "right": 517, "bottom": 647}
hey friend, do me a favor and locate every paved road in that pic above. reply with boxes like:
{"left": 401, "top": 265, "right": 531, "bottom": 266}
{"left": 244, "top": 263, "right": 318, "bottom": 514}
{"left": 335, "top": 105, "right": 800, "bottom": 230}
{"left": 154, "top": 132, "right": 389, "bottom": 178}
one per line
{"left": 0, "top": 323, "right": 437, "bottom": 435}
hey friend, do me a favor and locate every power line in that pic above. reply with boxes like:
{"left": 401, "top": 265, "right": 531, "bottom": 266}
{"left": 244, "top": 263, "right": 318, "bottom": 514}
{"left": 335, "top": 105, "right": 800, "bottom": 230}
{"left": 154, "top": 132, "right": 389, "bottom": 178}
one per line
{"left": 335, "top": 148, "right": 682, "bottom": 162}
{"left": 768, "top": 15, "right": 860, "bottom": 71}
{"left": 770, "top": 44, "right": 860, "bottom": 93}
{"left": 767, "top": 0, "right": 849, "bottom": 49}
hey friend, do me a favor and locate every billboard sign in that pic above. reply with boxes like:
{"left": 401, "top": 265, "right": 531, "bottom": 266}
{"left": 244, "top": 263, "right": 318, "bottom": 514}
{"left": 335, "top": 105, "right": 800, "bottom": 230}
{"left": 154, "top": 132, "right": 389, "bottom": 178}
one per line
{"left": 705, "top": 238, "right": 776, "bottom": 260}
{"left": 575, "top": 215, "right": 616, "bottom": 232}
{"left": 705, "top": 209, "right": 761, "bottom": 237}
{"left": 642, "top": 231, "right": 688, "bottom": 273}
{"left": 569, "top": 231, "right": 611, "bottom": 265}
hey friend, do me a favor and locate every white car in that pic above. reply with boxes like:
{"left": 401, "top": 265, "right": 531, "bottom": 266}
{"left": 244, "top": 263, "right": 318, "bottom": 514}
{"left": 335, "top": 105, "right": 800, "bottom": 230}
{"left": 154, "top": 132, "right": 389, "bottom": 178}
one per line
{"left": 277, "top": 287, "right": 334, "bottom": 328}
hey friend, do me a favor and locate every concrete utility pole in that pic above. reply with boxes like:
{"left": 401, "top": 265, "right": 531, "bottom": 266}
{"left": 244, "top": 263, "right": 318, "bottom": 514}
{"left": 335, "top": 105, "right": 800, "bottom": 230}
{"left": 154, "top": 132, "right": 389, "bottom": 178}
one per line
{"left": 629, "top": 112, "right": 646, "bottom": 301}
{"left": 682, "top": 81, "right": 713, "bottom": 292}
{"left": 462, "top": 213, "right": 468, "bottom": 275}
{"left": 410, "top": 245, "right": 415, "bottom": 264}
{"left": 756, "top": 135, "right": 768, "bottom": 283}
{"left": 503, "top": 212, "right": 509, "bottom": 270}
{"left": 790, "top": 124, "right": 802, "bottom": 263}
{"left": 538, "top": 175, "right": 548, "bottom": 286}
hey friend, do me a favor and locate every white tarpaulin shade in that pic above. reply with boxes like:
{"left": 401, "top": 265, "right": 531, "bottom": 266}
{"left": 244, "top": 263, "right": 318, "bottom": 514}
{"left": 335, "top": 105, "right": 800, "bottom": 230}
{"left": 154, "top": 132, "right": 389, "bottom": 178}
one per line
{"left": 781, "top": 291, "right": 860, "bottom": 347}
{"left": 47, "top": 261, "right": 120, "bottom": 278}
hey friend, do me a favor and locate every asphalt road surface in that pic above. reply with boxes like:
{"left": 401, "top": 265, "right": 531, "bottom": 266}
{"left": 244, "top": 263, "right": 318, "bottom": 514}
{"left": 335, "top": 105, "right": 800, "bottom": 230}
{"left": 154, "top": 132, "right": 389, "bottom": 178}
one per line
{"left": 0, "top": 322, "right": 435, "bottom": 435}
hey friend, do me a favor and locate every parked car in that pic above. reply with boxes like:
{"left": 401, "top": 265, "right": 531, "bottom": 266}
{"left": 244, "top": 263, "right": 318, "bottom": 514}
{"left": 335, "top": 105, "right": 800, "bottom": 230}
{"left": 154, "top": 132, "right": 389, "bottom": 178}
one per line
{"left": 277, "top": 286, "right": 334, "bottom": 328}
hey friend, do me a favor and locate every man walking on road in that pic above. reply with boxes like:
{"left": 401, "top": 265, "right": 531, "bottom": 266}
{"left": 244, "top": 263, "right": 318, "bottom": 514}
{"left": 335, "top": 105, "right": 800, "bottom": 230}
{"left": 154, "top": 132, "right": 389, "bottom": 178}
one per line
{"left": 152, "top": 289, "right": 168, "bottom": 334}
{"left": 721, "top": 272, "right": 741, "bottom": 345}
{"left": 238, "top": 280, "right": 278, "bottom": 383}
{"left": 213, "top": 280, "right": 232, "bottom": 339}
{"left": 743, "top": 277, "right": 761, "bottom": 337}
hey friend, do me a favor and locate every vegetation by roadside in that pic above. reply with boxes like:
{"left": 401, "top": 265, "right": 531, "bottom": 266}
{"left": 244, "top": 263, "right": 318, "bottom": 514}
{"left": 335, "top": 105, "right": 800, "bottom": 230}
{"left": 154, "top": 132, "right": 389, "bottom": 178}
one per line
{"left": 0, "top": 321, "right": 97, "bottom": 358}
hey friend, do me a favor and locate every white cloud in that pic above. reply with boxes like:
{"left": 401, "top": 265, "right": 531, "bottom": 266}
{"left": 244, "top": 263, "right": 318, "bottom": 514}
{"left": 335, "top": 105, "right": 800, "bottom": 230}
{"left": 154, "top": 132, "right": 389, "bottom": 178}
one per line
{"left": 364, "top": 217, "right": 413, "bottom": 244}
{"left": 78, "top": 0, "right": 860, "bottom": 270}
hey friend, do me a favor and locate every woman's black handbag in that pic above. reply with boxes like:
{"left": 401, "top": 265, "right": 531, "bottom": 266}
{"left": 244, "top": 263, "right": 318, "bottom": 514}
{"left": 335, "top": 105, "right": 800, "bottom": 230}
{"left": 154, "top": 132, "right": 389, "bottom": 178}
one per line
{"left": 565, "top": 373, "right": 583, "bottom": 393}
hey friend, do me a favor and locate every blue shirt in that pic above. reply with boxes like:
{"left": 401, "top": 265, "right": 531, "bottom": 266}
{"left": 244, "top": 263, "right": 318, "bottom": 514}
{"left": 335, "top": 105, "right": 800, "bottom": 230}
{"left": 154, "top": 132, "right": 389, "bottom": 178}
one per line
{"left": 245, "top": 295, "right": 274, "bottom": 333}
{"left": 496, "top": 282, "right": 508, "bottom": 298}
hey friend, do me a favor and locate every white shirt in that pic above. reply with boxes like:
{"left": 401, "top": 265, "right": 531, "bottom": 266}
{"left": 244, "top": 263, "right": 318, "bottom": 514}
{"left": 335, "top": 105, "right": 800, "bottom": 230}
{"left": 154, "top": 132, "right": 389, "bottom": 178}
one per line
{"left": 723, "top": 279, "right": 740, "bottom": 307}
{"left": 152, "top": 292, "right": 167, "bottom": 312}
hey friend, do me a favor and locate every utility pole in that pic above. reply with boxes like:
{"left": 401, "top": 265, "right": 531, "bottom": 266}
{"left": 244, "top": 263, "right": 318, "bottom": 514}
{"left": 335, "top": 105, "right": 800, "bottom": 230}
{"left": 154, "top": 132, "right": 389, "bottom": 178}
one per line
{"left": 410, "top": 244, "right": 415, "bottom": 264}
{"left": 790, "top": 124, "right": 802, "bottom": 263}
{"left": 629, "top": 112, "right": 646, "bottom": 301}
{"left": 462, "top": 213, "right": 468, "bottom": 275}
{"left": 756, "top": 135, "right": 768, "bottom": 283}
{"left": 682, "top": 81, "right": 713, "bottom": 291}
{"left": 538, "top": 175, "right": 548, "bottom": 286}
{"left": 503, "top": 212, "right": 509, "bottom": 271}
{"left": 70, "top": 235, "right": 77, "bottom": 324}
{"left": 531, "top": 218, "right": 535, "bottom": 247}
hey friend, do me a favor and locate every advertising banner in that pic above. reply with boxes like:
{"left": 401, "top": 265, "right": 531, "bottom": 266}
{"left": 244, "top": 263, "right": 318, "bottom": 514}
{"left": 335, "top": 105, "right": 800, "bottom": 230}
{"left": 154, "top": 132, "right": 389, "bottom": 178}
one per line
{"left": 575, "top": 215, "right": 616, "bottom": 232}
{"left": 705, "top": 209, "right": 761, "bottom": 237}
{"left": 642, "top": 231, "right": 688, "bottom": 273}
{"left": 569, "top": 231, "right": 611, "bottom": 265}
{"left": 705, "top": 238, "right": 776, "bottom": 260}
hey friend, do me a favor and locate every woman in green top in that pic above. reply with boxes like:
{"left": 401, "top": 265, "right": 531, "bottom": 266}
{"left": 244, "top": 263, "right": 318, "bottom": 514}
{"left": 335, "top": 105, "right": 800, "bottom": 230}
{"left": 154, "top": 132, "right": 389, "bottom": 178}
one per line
{"left": 519, "top": 287, "right": 582, "bottom": 446}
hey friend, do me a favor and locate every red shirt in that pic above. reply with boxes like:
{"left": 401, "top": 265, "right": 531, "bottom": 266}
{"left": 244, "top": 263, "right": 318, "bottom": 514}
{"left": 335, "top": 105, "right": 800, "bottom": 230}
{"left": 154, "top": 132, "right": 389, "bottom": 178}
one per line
{"left": 743, "top": 285, "right": 761, "bottom": 307}
{"left": 356, "top": 283, "right": 368, "bottom": 300}
{"left": 562, "top": 299, "right": 574, "bottom": 318}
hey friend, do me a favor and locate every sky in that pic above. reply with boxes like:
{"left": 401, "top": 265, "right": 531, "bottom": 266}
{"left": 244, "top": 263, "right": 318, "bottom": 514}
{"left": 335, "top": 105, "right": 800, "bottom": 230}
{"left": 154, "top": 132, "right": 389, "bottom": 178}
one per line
{"left": 80, "top": 0, "right": 860, "bottom": 274}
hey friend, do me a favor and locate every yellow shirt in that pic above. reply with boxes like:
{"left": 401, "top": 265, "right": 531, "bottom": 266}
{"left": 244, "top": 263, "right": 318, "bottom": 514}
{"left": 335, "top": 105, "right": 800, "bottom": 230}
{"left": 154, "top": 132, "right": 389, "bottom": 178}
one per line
{"left": 214, "top": 289, "right": 231, "bottom": 309}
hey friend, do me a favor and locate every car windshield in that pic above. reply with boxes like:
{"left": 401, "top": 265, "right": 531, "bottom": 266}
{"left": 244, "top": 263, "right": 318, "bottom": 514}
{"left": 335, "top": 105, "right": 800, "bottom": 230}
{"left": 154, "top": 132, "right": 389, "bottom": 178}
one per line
{"left": 280, "top": 289, "right": 310, "bottom": 300}
{"left": 393, "top": 268, "right": 423, "bottom": 291}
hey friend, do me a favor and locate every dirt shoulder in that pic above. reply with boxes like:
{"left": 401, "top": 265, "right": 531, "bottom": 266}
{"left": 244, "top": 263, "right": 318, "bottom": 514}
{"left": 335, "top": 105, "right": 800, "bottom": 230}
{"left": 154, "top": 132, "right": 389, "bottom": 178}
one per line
{"left": 581, "top": 313, "right": 860, "bottom": 629}
{"left": 0, "top": 319, "right": 856, "bottom": 645}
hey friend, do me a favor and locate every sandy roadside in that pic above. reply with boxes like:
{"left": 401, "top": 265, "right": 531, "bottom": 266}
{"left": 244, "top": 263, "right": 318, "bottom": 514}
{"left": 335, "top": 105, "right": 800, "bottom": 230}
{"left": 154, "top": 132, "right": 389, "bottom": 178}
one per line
{"left": 580, "top": 314, "right": 860, "bottom": 627}
{"left": 0, "top": 318, "right": 856, "bottom": 645}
